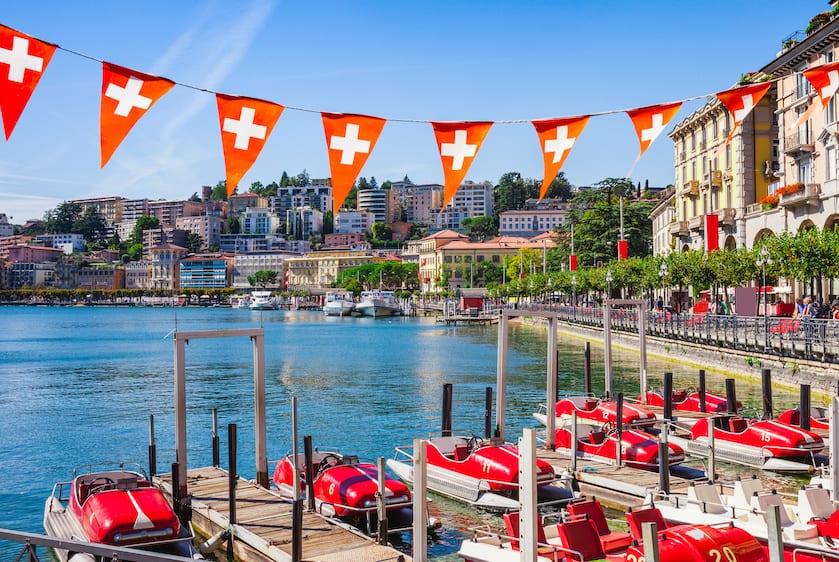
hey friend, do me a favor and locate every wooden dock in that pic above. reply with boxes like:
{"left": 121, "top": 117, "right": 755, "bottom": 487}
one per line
{"left": 156, "top": 466, "right": 410, "bottom": 562}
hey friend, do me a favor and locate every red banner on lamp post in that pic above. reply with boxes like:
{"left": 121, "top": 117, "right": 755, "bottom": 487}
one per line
{"left": 618, "top": 239, "right": 628, "bottom": 261}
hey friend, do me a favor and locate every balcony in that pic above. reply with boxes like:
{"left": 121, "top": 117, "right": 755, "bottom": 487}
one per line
{"left": 688, "top": 216, "right": 704, "bottom": 232}
{"left": 720, "top": 208, "right": 737, "bottom": 226}
{"left": 681, "top": 180, "right": 699, "bottom": 197}
{"left": 784, "top": 132, "right": 815, "bottom": 154}
{"left": 780, "top": 183, "right": 821, "bottom": 208}
{"left": 669, "top": 220, "right": 689, "bottom": 237}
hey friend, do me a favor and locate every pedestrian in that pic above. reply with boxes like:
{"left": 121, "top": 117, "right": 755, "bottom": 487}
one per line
{"left": 832, "top": 303, "right": 839, "bottom": 320}
{"left": 792, "top": 297, "right": 804, "bottom": 319}
{"left": 720, "top": 296, "right": 731, "bottom": 315}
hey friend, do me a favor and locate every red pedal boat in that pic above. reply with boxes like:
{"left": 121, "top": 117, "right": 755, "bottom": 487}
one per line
{"left": 43, "top": 464, "right": 199, "bottom": 561}
{"left": 273, "top": 448, "right": 413, "bottom": 535}
{"left": 645, "top": 388, "right": 740, "bottom": 413}
{"left": 535, "top": 396, "right": 657, "bottom": 429}
{"left": 554, "top": 421, "right": 685, "bottom": 470}
{"left": 387, "top": 435, "right": 574, "bottom": 511}
{"left": 777, "top": 406, "right": 829, "bottom": 432}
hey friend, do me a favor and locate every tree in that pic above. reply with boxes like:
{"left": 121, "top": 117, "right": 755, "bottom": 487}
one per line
{"left": 185, "top": 232, "right": 204, "bottom": 253}
{"left": 43, "top": 202, "right": 83, "bottom": 234}
{"left": 372, "top": 222, "right": 392, "bottom": 240}
{"left": 226, "top": 216, "right": 241, "bottom": 235}
{"left": 189, "top": 192, "right": 202, "bottom": 202}
{"left": 461, "top": 216, "right": 497, "bottom": 240}
{"left": 323, "top": 211, "right": 334, "bottom": 235}
{"left": 247, "top": 270, "right": 278, "bottom": 288}
{"left": 130, "top": 215, "right": 160, "bottom": 246}
{"left": 73, "top": 206, "right": 107, "bottom": 243}
{"left": 211, "top": 181, "right": 231, "bottom": 200}
{"left": 280, "top": 171, "right": 291, "bottom": 187}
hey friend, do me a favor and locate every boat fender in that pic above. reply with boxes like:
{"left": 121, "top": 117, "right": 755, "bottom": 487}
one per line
{"left": 199, "top": 529, "right": 229, "bottom": 554}
{"left": 428, "top": 517, "right": 443, "bottom": 530}
{"left": 68, "top": 554, "right": 96, "bottom": 562}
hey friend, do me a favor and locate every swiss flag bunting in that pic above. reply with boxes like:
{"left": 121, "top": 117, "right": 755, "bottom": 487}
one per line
{"left": 716, "top": 81, "right": 772, "bottom": 147}
{"left": 0, "top": 24, "right": 57, "bottom": 140}
{"left": 100, "top": 62, "right": 175, "bottom": 167}
{"left": 532, "top": 116, "right": 589, "bottom": 200}
{"left": 216, "top": 94, "right": 284, "bottom": 197}
{"left": 322, "top": 112, "right": 386, "bottom": 212}
{"left": 432, "top": 121, "right": 493, "bottom": 209}
{"left": 803, "top": 61, "right": 839, "bottom": 108}
{"left": 627, "top": 102, "right": 682, "bottom": 159}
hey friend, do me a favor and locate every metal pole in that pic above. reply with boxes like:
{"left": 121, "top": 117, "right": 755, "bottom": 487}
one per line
{"left": 303, "top": 436, "right": 315, "bottom": 511}
{"left": 377, "top": 457, "right": 388, "bottom": 544}
{"left": 252, "top": 332, "right": 268, "bottom": 488}
{"left": 173, "top": 333, "right": 188, "bottom": 502}
{"left": 584, "top": 342, "right": 592, "bottom": 395}
{"left": 761, "top": 368, "right": 773, "bottom": 420}
{"left": 830, "top": 397, "right": 839, "bottom": 495}
{"left": 663, "top": 372, "right": 673, "bottom": 423}
{"left": 800, "top": 384, "right": 811, "bottom": 431}
{"left": 639, "top": 302, "right": 648, "bottom": 404}
{"left": 725, "top": 378, "right": 737, "bottom": 414}
{"left": 171, "top": 462, "right": 181, "bottom": 523}
{"left": 546, "top": 318, "right": 557, "bottom": 450}
{"left": 570, "top": 410, "right": 578, "bottom": 473}
{"left": 659, "top": 424, "right": 670, "bottom": 495}
{"left": 441, "top": 383, "right": 453, "bottom": 437}
{"left": 766, "top": 504, "right": 784, "bottom": 562}
{"left": 707, "top": 418, "right": 716, "bottom": 484}
{"left": 519, "top": 429, "right": 538, "bottom": 561}
{"left": 148, "top": 414, "right": 156, "bottom": 477}
{"left": 615, "top": 393, "right": 623, "bottom": 467}
{"left": 698, "top": 369, "right": 707, "bottom": 413}
{"left": 484, "top": 387, "right": 493, "bottom": 439}
{"left": 604, "top": 300, "right": 613, "bottom": 398}
{"left": 641, "top": 522, "right": 660, "bottom": 562}
{"left": 227, "top": 423, "right": 237, "bottom": 562}
{"left": 412, "top": 439, "right": 427, "bottom": 562}
{"left": 212, "top": 408, "right": 219, "bottom": 468}
{"left": 496, "top": 312, "right": 508, "bottom": 442}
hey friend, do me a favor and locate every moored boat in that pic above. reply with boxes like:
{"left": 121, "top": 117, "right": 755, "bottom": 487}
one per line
{"left": 554, "top": 421, "right": 685, "bottom": 470}
{"left": 43, "top": 463, "right": 200, "bottom": 561}
{"left": 645, "top": 388, "right": 740, "bottom": 413}
{"left": 777, "top": 406, "right": 829, "bottom": 432}
{"left": 386, "top": 435, "right": 574, "bottom": 511}
{"left": 355, "top": 290, "right": 400, "bottom": 317}
{"left": 667, "top": 414, "right": 823, "bottom": 473}
{"left": 534, "top": 396, "right": 657, "bottom": 429}
{"left": 272, "top": 448, "right": 413, "bottom": 535}
{"left": 248, "top": 290, "right": 277, "bottom": 310}
{"left": 322, "top": 291, "right": 355, "bottom": 316}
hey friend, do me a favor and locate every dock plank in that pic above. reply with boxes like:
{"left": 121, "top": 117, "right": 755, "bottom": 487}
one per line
{"left": 156, "top": 466, "right": 411, "bottom": 562}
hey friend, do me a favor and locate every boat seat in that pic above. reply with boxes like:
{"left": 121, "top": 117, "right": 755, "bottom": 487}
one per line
{"left": 566, "top": 498, "right": 632, "bottom": 553}
{"left": 589, "top": 431, "right": 606, "bottom": 445}
{"left": 431, "top": 436, "right": 468, "bottom": 457}
{"left": 672, "top": 390, "right": 687, "bottom": 403}
{"left": 555, "top": 517, "right": 608, "bottom": 561}
{"left": 584, "top": 398, "right": 599, "bottom": 411}
{"left": 502, "top": 512, "right": 553, "bottom": 554}
{"left": 731, "top": 477, "right": 764, "bottom": 511}
{"left": 453, "top": 445, "right": 470, "bottom": 462}
{"left": 797, "top": 486, "right": 835, "bottom": 524}
{"left": 752, "top": 491, "right": 819, "bottom": 541}
{"left": 626, "top": 505, "right": 668, "bottom": 540}
{"left": 116, "top": 476, "right": 139, "bottom": 490}
{"left": 687, "top": 483, "right": 728, "bottom": 515}
{"left": 729, "top": 417, "right": 749, "bottom": 433}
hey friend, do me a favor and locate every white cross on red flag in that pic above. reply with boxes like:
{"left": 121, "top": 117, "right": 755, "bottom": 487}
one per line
{"left": 100, "top": 62, "right": 175, "bottom": 167}
{"left": 716, "top": 81, "right": 772, "bottom": 147}
{"left": 626, "top": 101, "right": 682, "bottom": 159}
{"left": 0, "top": 24, "right": 56, "bottom": 140}
{"left": 532, "top": 116, "right": 590, "bottom": 200}
{"left": 322, "top": 112, "right": 386, "bottom": 212}
{"left": 803, "top": 61, "right": 839, "bottom": 108}
{"left": 216, "top": 94, "right": 284, "bottom": 197}
{"left": 432, "top": 121, "right": 493, "bottom": 209}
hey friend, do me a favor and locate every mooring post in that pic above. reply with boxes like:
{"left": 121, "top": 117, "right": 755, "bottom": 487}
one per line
{"left": 546, "top": 317, "right": 558, "bottom": 450}
{"left": 212, "top": 408, "right": 219, "bottom": 468}
{"left": 496, "top": 312, "right": 509, "bottom": 442}
{"left": 766, "top": 504, "right": 784, "bottom": 562}
{"left": 663, "top": 372, "right": 673, "bottom": 423}
{"left": 148, "top": 414, "right": 156, "bottom": 477}
{"left": 604, "top": 300, "right": 613, "bottom": 399}
{"left": 830, "top": 397, "right": 839, "bottom": 495}
{"left": 615, "top": 392, "right": 623, "bottom": 467}
{"left": 377, "top": 457, "right": 388, "bottom": 544}
{"left": 584, "top": 342, "right": 592, "bottom": 395}
{"left": 639, "top": 301, "right": 648, "bottom": 404}
{"left": 303, "top": 435, "right": 315, "bottom": 511}
{"left": 800, "top": 384, "right": 811, "bottom": 431}
{"left": 658, "top": 437, "right": 670, "bottom": 495}
{"left": 570, "top": 410, "right": 578, "bottom": 473}
{"left": 252, "top": 331, "right": 269, "bottom": 489}
{"left": 761, "top": 368, "right": 773, "bottom": 420}
{"left": 227, "top": 423, "right": 237, "bottom": 561}
{"left": 412, "top": 438, "right": 428, "bottom": 562}
{"left": 698, "top": 369, "right": 707, "bottom": 413}
{"left": 484, "top": 387, "right": 493, "bottom": 439}
{"left": 725, "top": 378, "right": 737, "bottom": 414}
{"left": 441, "top": 383, "right": 453, "bottom": 437}
{"left": 171, "top": 462, "right": 181, "bottom": 521}
{"left": 641, "top": 522, "right": 660, "bottom": 562}
{"left": 518, "top": 429, "right": 539, "bottom": 561}
{"left": 707, "top": 418, "right": 716, "bottom": 484}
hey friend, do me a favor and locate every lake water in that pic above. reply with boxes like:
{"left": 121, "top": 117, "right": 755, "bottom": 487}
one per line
{"left": 0, "top": 305, "right": 805, "bottom": 560}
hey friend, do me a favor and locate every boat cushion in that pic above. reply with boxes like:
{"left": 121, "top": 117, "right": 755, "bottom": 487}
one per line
{"left": 567, "top": 498, "right": 632, "bottom": 553}
{"left": 589, "top": 431, "right": 606, "bottom": 445}
{"left": 556, "top": 518, "right": 607, "bottom": 560}
{"left": 502, "top": 512, "right": 548, "bottom": 551}
{"left": 729, "top": 417, "right": 749, "bottom": 433}
{"left": 672, "top": 390, "right": 687, "bottom": 403}
{"left": 453, "top": 445, "right": 470, "bottom": 461}
{"left": 626, "top": 506, "right": 668, "bottom": 540}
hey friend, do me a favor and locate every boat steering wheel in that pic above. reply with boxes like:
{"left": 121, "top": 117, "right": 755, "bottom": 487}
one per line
{"left": 467, "top": 435, "right": 483, "bottom": 451}
{"left": 87, "top": 476, "right": 116, "bottom": 495}
{"left": 600, "top": 421, "right": 616, "bottom": 434}
{"left": 315, "top": 454, "right": 341, "bottom": 477}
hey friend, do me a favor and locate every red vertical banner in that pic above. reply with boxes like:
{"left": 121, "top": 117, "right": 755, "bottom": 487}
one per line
{"left": 569, "top": 254, "right": 577, "bottom": 271}
{"left": 705, "top": 214, "right": 719, "bottom": 253}
{"left": 618, "top": 239, "right": 629, "bottom": 261}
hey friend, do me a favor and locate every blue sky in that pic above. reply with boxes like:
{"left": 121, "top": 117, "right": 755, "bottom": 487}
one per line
{"left": 0, "top": 0, "right": 831, "bottom": 222}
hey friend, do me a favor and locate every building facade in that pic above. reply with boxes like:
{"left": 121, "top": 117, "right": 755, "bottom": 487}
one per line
{"left": 179, "top": 254, "right": 233, "bottom": 289}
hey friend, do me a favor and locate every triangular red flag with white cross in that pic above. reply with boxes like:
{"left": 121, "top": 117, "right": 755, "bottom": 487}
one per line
{"left": 716, "top": 81, "right": 772, "bottom": 147}
{"left": 627, "top": 101, "right": 682, "bottom": 159}
{"left": 216, "top": 94, "right": 284, "bottom": 197}
{"left": 100, "top": 62, "right": 175, "bottom": 167}
{"left": 431, "top": 121, "right": 493, "bottom": 209}
{"left": 804, "top": 61, "right": 839, "bottom": 108}
{"left": 322, "top": 112, "right": 386, "bottom": 212}
{"left": 0, "top": 24, "right": 57, "bottom": 140}
{"left": 532, "top": 116, "right": 590, "bottom": 200}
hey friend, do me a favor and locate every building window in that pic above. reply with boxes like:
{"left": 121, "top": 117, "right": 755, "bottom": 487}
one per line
{"left": 828, "top": 146, "right": 837, "bottom": 181}
{"left": 492, "top": 255, "right": 500, "bottom": 263}
{"left": 798, "top": 159, "right": 812, "bottom": 184}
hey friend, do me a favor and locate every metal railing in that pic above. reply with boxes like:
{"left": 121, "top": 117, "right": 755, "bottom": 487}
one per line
{"left": 506, "top": 303, "right": 839, "bottom": 364}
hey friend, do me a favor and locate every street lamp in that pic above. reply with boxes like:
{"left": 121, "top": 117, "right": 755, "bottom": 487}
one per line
{"left": 658, "top": 261, "right": 668, "bottom": 305}
{"left": 571, "top": 274, "right": 577, "bottom": 306}
{"left": 605, "top": 269, "right": 613, "bottom": 300}
{"left": 756, "top": 245, "right": 772, "bottom": 349}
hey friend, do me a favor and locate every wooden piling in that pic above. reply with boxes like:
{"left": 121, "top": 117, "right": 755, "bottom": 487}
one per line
{"left": 304, "top": 436, "right": 315, "bottom": 511}
{"left": 761, "top": 368, "right": 773, "bottom": 420}
{"left": 442, "top": 383, "right": 453, "bottom": 437}
{"left": 663, "top": 372, "right": 673, "bottom": 423}
{"left": 584, "top": 342, "right": 592, "bottom": 395}
{"left": 148, "top": 414, "right": 156, "bottom": 477}
{"left": 484, "top": 387, "right": 493, "bottom": 439}
{"left": 800, "top": 384, "right": 811, "bottom": 431}
{"left": 725, "top": 378, "right": 737, "bottom": 414}
{"left": 227, "top": 423, "right": 237, "bottom": 561}
{"left": 698, "top": 369, "right": 706, "bottom": 413}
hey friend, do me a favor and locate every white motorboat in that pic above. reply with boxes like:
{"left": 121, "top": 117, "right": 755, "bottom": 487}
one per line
{"left": 355, "top": 290, "right": 400, "bottom": 317}
{"left": 323, "top": 292, "right": 355, "bottom": 316}
{"left": 248, "top": 291, "right": 277, "bottom": 310}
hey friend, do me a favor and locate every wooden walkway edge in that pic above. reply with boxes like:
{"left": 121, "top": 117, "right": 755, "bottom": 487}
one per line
{"left": 156, "top": 466, "right": 410, "bottom": 562}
